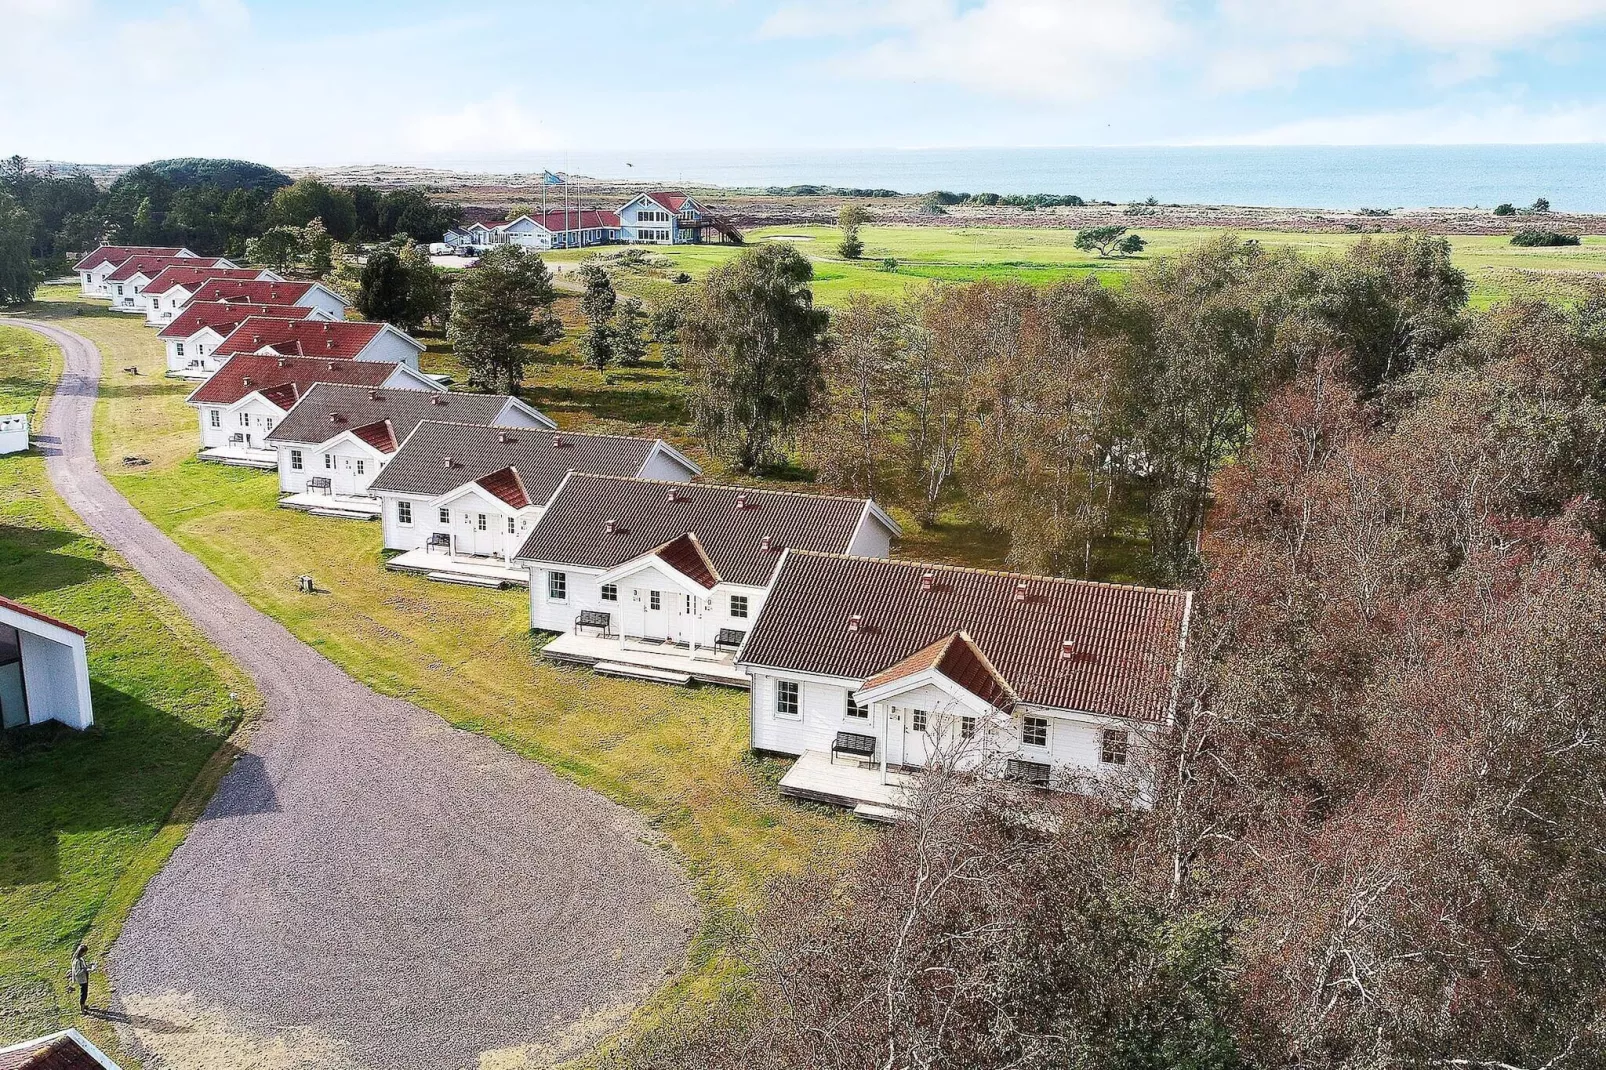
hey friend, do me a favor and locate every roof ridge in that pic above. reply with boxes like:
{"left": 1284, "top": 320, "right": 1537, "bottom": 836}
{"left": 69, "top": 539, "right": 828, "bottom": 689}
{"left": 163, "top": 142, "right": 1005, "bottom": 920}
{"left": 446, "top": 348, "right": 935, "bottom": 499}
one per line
{"left": 410, "top": 419, "right": 659, "bottom": 443}
{"left": 566, "top": 471, "right": 872, "bottom": 505}
{"left": 782, "top": 549, "right": 1192, "bottom": 596}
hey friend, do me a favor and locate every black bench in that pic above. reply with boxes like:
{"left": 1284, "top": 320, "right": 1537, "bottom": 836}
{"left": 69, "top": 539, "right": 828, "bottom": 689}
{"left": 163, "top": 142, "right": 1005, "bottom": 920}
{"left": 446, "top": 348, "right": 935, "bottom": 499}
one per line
{"left": 714, "top": 627, "right": 746, "bottom": 649}
{"left": 832, "top": 730, "right": 877, "bottom": 765}
{"left": 1005, "top": 758, "right": 1052, "bottom": 788}
{"left": 575, "top": 609, "right": 611, "bottom": 635}
{"left": 426, "top": 532, "right": 451, "bottom": 550}
{"left": 307, "top": 476, "right": 332, "bottom": 491}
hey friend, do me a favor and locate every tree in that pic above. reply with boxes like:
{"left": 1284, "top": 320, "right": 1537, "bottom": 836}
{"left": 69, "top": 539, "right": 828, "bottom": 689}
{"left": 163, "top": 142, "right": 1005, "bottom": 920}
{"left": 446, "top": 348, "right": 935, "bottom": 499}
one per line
{"left": 1116, "top": 232, "right": 1147, "bottom": 256}
{"left": 269, "top": 178, "right": 357, "bottom": 240}
{"left": 681, "top": 243, "right": 829, "bottom": 472}
{"left": 648, "top": 299, "right": 686, "bottom": 368}
{"left": 1074, "top": 225, "right": 1132, "bottom": 257}
{"left": 614, "top": 297, "right": 648, "bottom": 366}
{"left": 446, "top": 245, "right": 561, "bottom": 393}
{"left": 357, "top": 247, "right": 412, "bottom": 326}
{"left": 803, "top": 292, "right": 910, "bottom": 496}
{"left": 244, "top": 226, "right": 303, "bottom": 272}
{"left": 576, "top": 263, "right": 618, "bottom": 370}
{"left": 1493, "top": 202, "right": 1517, "bottom": 216}
{"left": 837, "top": 203, "right": 869, "bottom": 259}
{"left": 0, "top": 191, "right": 37, "bottom": 304}
{"left": 399, "top": 240, "right": 451, "bottom": 331}
{"left": 1529, "top": 196, "right": 1552, "bottom": 213}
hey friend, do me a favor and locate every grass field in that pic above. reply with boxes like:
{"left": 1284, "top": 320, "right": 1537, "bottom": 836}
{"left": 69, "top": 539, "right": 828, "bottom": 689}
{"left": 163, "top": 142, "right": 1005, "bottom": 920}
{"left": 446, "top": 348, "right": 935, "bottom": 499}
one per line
{"left": 0, "top": 323, "right": 256, "bottom": 1059}
{"left": 20, "top": 291, "right": 868, "bottom": 1060}
{"left": 542, "top": 223, "right": 1606, "bottom": 310}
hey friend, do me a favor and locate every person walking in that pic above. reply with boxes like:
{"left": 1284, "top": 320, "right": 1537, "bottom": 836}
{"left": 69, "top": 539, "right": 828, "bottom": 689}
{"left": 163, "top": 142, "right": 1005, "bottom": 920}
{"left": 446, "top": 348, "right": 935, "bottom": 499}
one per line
{"left": 69, "top": 945, "right": 96, "bottom": 1013}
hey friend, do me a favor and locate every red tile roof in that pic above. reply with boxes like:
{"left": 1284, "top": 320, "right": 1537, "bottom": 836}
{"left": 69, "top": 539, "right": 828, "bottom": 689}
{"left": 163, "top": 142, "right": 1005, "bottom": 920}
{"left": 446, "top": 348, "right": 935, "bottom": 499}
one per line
{"left": 157, "top": 302, "right": 315, "bottom": 340}
{"left": 139, "top": 265, "right": 268, "bottom": 296}
{"left": 188, "top": 354, "right": 404, "bottom": 408}
{"left": 862, "top": 631, "right": 1015, "bottom": 710}
{"left": 740, "top": 553, "right": 1192, "bottom": 723}
{"left": 349, "top": 419, "right": 399, "bottom": 453}
{"left": 104, "top": 255, "right": 224, "bottom": 283}
{"left": 644, "top": 191, "right": 690, "bottom": 212}
{"left": 186, "top": 279, "right": 322, "bottom": 306}
{"left": 475, "top": 465, "right": 532, "bottom": 509}
{"left": 516, "top": 474, "right": 882, "bottom": 587}
{"left": 213, "top": 317, "right": 388, "bottom": 360}
{"left": 0, "top": 595, "right": 87, "bottom": 638}
{"left": 650, "top": 532, "right": 721, "bottom": 588}
{"left": 73, "top": 245, "right": 188, "bottom": 271}
{"left": 508, "top": 209, "right": 621, "bottom": 232}
{"left": 0, "top": 1033, "right": 109, "bottom": 1070}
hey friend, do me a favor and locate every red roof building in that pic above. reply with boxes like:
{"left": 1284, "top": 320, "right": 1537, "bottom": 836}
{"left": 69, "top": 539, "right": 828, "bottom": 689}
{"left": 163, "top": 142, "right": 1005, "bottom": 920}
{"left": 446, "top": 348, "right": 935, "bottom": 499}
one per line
{"left": 72, "top": 245, "right": 190, "bottom": 272}
{"left": 187, "top": 354, "right": 415, "bottom": 409}
{"left": 212, "top": 317, "right": 393, "bottom": 361}
{"left": 187, "top": 279, "right": 318, "bottom": 305}
{"left": 104, "top": 255, "right": 227, "bottom": 283}
{"left": 157, "top": 302, "right": 317, "bottom": 340}
{"left": 139, "top": 265, "right": 271, "bottom": 296}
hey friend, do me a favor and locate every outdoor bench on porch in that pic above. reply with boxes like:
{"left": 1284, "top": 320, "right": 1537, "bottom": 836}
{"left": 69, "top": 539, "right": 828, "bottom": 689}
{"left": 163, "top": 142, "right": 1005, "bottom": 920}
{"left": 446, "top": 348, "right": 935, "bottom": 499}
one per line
{"left": 714, "top": 628, "right": 746, "bottom": 649}
{"left": 831, "top": 730, "right": 877, "bottom": 766}
{"left": 1005, "top": 758, "right": 1052, "bottom": 788}
{"left": 306, "top": 476, "right": 332, "bottom": 491}
{"left": 426, "top": 532, "right": 451, "bottom": 550}
{"left": 575, "top": 609, "right": 612, "bottom": 636}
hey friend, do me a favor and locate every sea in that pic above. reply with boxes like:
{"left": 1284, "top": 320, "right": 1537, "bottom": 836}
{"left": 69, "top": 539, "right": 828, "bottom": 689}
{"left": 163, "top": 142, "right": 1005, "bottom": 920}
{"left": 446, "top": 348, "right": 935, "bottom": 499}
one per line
{"left": 431, "top": 145, "right": 1606, "bottom": 213}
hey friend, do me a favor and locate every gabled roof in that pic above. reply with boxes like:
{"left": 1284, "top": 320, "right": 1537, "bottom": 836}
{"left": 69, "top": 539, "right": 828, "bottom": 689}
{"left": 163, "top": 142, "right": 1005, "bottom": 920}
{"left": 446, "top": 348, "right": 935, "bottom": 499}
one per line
{"left": 213, "top": 317, "right": 402, "bottom": 360}
{"left": 186, "top": 279, "right": 331, "bottom": 306}
{"left": 0, "top": 595, "right": 87, "bottom": 638}
{"left": 475, "top": 465, "right": 532, "bottom": 508}
{"left": 187, "top": 354, "right": 410, "bottom": 408}
{"left": 138, "top": 265, "right": 269, "bottom": 296}
{"left": 73, "top": 245, "right": 191, "bottom": 272}
{"left": 157, "top": 302, "right": 315, "bottom": 340}
{"left": 739, "top": 552, "right": 1192, "bottom": 723}
{"left": 104, "top": 255, "right": 225, "bottom": 283}
{"left": 0, "top": 1029, "right": 119, "bottom": 1070}
{"left": 860, "top": 631, "right": 1015, "bottom": 711}
{"left": 502, "top": 209, "right": 621, "bottom": 233}
{"left": 366, "top": 421, "right": 672, "bottom": 506}
{"left": 349, "top": 418, "right": 399, "bottom": 453}
{"left": 515, "top": 474, "right": 881, "bottom": 587}
{"left": 264, "top": 383, "right": 550, "bottom": 447}
{"left": 641, "top": 191, "right": 690, "bottom": 212}
{"left": 651, "top": 532, "right": 721, "bottom": 588}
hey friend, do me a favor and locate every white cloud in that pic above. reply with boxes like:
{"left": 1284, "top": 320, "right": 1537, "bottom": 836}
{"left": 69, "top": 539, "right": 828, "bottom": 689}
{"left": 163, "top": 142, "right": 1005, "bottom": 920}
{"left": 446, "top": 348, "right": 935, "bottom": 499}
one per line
{"left": 1220, "top": 0, "right": 1606, "bottom": 51}
{"left": 1213, "top": 102, "right": 1606, "bottom": 144}
{"left": 759, "top": 0, "right": 946, "bottom": 38}
{"left": 405, "top": 94, "right": 556, "bottom": 156}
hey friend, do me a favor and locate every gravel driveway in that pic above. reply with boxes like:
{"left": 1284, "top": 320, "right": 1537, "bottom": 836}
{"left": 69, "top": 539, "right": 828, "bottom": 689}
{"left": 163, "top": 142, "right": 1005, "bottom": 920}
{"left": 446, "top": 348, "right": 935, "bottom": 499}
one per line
{"left": 19, "top": 320, "right": 696, "bottom": 1070}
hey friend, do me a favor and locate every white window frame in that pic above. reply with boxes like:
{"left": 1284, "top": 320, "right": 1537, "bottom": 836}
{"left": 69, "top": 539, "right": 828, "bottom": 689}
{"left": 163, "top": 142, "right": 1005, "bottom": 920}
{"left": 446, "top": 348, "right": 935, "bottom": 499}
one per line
{"left": 775, "top": 680, "right": 800, "bottom": 719}
{"left": 476, "top": 513, "right": 488, "bottom": 532}
{"left": 649, "top": 590, "right": 661, "bottom": 611}
{"left": 1022, "top": 714, "right": 1049, "bottom": 749}
{"left": 507, "top": 516, "right": 516, "bottom": 535}
{"left": 600, "top": 583, "right": 618, "bottom": 602}
{"left": 438, "top": 506, "right": 450, "bottom": 525}
{"left": 208, "top": 409, "right": 221, "bottom": 428}
{"left": 845, "top": 693, "right": 869, "bottom": 720}
{"left": 729, "top": 594, "right": 749, "bottom": 619}
{"left": 960, "top": 714, "right": 978, "bottom": 741}
{"left": 324, "top": 454, "right": 334, "bottom": 470}
{"left": 1100, "top": 727, "right": 1130, "bottom": 766}
{"left": 396, "top": 500, "right": 413, "bottom": 525}
{"left": 175, "top": 341, "right": 185, "bottom": 356}
{"left": 289, "top": 449, "right": 303, "bottom": 471}
{"left": 910, "top": 708, "right": 928, "bottom": 733}
{"left": 547, "top": 571, "right": 567, "bottom": 602}
{"left": 354, "top": 459, "right": 364, "bottom": 476}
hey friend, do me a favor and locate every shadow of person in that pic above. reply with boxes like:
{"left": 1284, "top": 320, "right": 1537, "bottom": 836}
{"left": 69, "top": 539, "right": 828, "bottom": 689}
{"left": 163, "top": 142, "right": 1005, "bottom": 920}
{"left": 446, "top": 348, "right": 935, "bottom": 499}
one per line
{"left": 87, "top": 1006, "right": 195, "bottom": 1034}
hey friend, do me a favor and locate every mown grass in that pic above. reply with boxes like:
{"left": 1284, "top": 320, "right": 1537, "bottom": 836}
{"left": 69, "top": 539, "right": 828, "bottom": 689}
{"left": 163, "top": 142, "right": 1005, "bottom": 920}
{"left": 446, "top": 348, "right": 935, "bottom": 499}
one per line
{"left": 0, "top": 322, "right": 257, "bottom": 1060}
{"left": 544, "top": 224, "right": 1606, "bottom": 310}
{"left": 22, "top": 290, "right": 867, "bottom": 1060}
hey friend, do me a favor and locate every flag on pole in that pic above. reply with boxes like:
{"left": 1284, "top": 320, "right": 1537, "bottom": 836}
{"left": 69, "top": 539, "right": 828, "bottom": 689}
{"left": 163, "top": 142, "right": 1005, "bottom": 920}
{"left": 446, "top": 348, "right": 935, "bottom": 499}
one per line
{"left": 541, "top": 171, "right": 564, "bottom": 185}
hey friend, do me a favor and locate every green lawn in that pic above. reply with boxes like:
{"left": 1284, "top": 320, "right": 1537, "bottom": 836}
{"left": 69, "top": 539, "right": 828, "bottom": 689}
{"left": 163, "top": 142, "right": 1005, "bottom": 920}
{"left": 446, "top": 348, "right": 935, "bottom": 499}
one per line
{"left": 543, "top": 223, "right": 1606, "bottom": 310}
{"left": 0, "top": 323, "right": 256, "bottom": 1059}
{"left": 20, "top": 291, "right": 867, "bottom": 1061}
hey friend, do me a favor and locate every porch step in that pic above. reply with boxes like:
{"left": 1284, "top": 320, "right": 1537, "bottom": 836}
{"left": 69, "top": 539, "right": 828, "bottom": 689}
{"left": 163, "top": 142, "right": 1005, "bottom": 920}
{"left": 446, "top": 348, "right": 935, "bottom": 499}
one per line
{"left": 302, "top": 506, "right": 378, "bottom": 520}
{"left": 592, "top": 661, "right": 694, "bottom": 686}
{"left": 424, "top": 570, "right": 508, "bottom": 589}
{"left": 852, "top": 801, "right": 909, "bottom": 824}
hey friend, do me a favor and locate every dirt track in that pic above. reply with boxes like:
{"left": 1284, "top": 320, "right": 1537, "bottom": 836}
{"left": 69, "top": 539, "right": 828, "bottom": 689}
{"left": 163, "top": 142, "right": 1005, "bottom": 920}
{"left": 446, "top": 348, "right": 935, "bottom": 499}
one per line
{"left": 19, "top": 319, "right": 695, "bottom": 1070}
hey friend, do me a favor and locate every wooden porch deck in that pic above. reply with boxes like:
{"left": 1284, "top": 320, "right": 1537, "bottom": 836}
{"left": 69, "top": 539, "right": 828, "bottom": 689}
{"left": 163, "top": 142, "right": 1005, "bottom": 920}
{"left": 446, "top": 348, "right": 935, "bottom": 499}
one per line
{"left": 541, "top": 630, "right": 750, "bottom": 688}
{"left": 778, "top": 750, "right": 915, "bottom": 820}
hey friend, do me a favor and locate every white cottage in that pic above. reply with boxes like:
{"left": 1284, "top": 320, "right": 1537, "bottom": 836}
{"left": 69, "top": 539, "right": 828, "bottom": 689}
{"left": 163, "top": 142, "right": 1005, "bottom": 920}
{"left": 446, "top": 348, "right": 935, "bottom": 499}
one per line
{"left": 210, "top": 317, "right": 424, "bottom": 370}
{"left": 102, "top": 254, "right": 235, "bottom": 312}
{"left": 366, "top": 422, "right": 701, "bottom": 585}
{"left": 264, "top": 383, "right": 555, "bottom": 515}
{"left": 0, "top": 595, "right": 94, "bottom": 731}
{"left": 137, "top": 266, "right": 286, "bottom": 324}
{"left": 157, "top": 301, "right": 329, "bottom": 377}
{"left": 443, "top": 190, "right": 738, "bottom": 251}
{"left": 184, "top": 278, "right": 351, "bottom": 320}
{"left": 73, "top": 245, "right": 195, "bottom": 297}
{"left": 185, "top": 353, "right": 441, "bottom": 467}
{"left": 517, "top": 474, "right": 899, "bottom": 684}
{"left": 737, "top": 552, "right": 1192, "bottom": 810}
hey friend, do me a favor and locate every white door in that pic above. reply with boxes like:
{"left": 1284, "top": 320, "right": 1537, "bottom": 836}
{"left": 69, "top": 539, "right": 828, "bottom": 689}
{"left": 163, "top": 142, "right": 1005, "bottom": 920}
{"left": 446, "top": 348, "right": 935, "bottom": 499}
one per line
{"left": 884, "top": 707, "right": 904, "bottom": 767}
{"left": 640, "top": 588, "right": 667, "bottom": 639}
{"left": 332, "top": 456, "right": 364, "bottom": 496}
{"left": 458, "top": 510, "right": 494, "bottom": 556}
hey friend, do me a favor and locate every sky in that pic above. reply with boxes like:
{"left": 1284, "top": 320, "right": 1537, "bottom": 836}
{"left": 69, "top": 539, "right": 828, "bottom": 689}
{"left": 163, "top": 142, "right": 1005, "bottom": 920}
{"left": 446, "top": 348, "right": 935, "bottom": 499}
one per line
{"left": 7, "top": 0, "right": 1606, "bottom": 166}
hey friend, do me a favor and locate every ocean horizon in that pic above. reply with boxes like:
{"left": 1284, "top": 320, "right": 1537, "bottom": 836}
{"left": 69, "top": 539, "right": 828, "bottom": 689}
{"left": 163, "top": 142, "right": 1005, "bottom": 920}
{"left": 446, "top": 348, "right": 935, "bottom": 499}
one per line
{"left": 415, "top": 145, "right": 1606, "bottom": 213}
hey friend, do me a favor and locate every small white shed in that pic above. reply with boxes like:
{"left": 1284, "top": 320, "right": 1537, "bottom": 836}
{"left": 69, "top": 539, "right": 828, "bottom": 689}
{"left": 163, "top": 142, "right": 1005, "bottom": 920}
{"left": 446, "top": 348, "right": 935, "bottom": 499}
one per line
{"left": 0, "top": 413, "right": 28, "bottom": 455}
{"left": 0, "top": 595, "right": 94, "bottom": 730}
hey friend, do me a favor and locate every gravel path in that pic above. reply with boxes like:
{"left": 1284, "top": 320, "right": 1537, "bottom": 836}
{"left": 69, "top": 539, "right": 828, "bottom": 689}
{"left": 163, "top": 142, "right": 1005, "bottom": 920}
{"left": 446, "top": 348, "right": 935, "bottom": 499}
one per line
{"left": 18, "top": 319, "right": 696, "bottom": 1070}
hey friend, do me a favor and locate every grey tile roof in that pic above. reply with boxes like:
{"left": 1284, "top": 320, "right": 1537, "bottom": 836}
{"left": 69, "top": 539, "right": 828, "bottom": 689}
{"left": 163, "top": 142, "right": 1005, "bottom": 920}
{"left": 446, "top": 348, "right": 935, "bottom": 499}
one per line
{"left": 365, "top": 421, "right": 666, "bottom": 506}
{"left": 514, "top": 474, "right": 879, "bottom": 587}
{"left": 265, "top": 384, "right": 538, "bottom": 448}
{"left": 739, "top": 551, "right": 1192, "bottom": 722}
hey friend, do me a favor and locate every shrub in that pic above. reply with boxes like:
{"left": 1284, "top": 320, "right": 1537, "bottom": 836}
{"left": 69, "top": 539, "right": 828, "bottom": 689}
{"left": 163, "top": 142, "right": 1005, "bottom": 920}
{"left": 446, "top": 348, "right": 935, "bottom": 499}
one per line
{"left": 1493, "top": 203, "right": 1517, "bottom": 216}
{"left": 1510, "top": 228, "right": 1581, "bottom": 247}
{"left": 880, "top": 257, "right": 899, "bottom": 272}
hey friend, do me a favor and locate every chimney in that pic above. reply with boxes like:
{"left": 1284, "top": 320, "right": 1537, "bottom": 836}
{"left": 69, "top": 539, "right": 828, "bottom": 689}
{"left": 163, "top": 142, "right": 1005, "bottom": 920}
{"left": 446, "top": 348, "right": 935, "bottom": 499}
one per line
{"left": 252, "top": 335, "right": 261, "bottom": 344}
{"left": 1061, "top": 639, "right": 1077, "bottom": 660}
{"left": 666, "top": 487, "right": 679, "bottom": 503}
{"left": 368, "top": 389, "right": 379, "bottom": 400}
{"left": 326, "top": 340, "right": 334, "bottom": 350}
{"left": 604, "top": 520, "right": 616, "bottom": 534}
{"left": 920, "top": 570, "right": 935, "bottom": 591}
{"left": 443, "top": 456, "right": 453, "bottom": 468}
{"left": 736, "top": 493, "right": 748, "bottom": 510}
{"left": 328, "top": 413, "right": 339, "bottom": 423}
{"left": 326, "top": 361, "right": 336, "bottom": 370}
{"left": 241, "top": 376, "right": 252, "bottom": 386}
{"left": 277, "top": 358, "right": 287, "bottom": 367}
{"left": 551, "top": 434, "right": 565, "bottom": 447}
{"left": 322, "top": 322, "right": 331, "bottom": 332}
{"left": 847, "top": 613, "right": 863, "bottom": 633}
{"left": 430, "top": 393, "right": 444, "bottom": 405}
{"left": 761, "top": 535, "right": 773, "bottom": 551}
{"left": 1013, "top": 581, "right": 1028, "bottom": 603}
